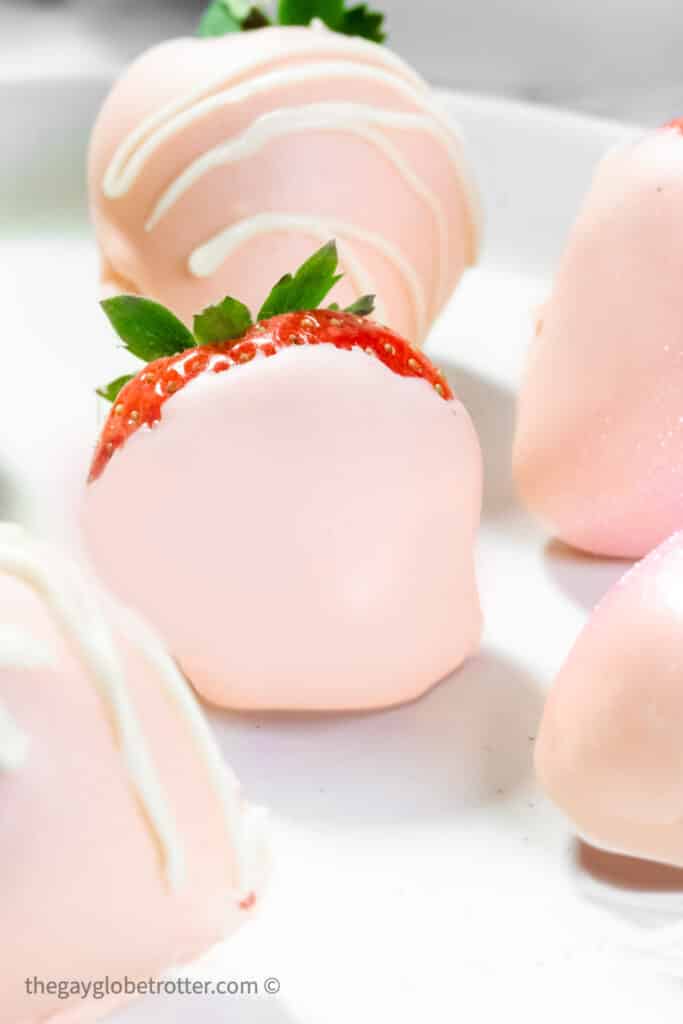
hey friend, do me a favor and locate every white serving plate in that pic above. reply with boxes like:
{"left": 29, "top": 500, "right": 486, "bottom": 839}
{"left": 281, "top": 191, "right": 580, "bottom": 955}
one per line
{"left": 2, "top": 78, "right": 683, "bottom": 1022}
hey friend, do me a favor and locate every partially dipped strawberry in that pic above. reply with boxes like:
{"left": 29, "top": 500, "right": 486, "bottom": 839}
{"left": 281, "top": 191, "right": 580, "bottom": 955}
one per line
{"left": 84, "top": 241, "right": 482, "bottom": 712}
{"left": 90, "top": 1, "right": 480, "bottom": 347}
{"left": 91, "top": 282, "right": 452, "bottom": 481}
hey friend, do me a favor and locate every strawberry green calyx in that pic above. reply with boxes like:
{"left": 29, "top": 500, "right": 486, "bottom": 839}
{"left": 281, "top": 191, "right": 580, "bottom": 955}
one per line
{"left": 97, "top": 240, "right": 375, "bottom": 401}
{"left": 96, "top": 374, "right": 136, "bottom": 403}
{"left": 100, "top": 296, "right": 194, "bottom": 361}
{"left": 279, "top": 0, "right": 385, "bottom": 42}
{"left": 193, "top": 297, "right": 253, "bottom": 345}
{"left": 257, "top": 239, "right": 342, "bottom": 319}
{"left": 342, "top": 294, "right": 376, "bottom": 317}
{"left": 198, "top": 0, "right": 386, "bottom": 42}
{"left": 199, "top": 0, "right": 271, "bottom": 35}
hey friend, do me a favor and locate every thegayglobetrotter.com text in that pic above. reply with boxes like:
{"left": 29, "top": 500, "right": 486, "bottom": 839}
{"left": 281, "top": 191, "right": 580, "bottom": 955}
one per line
{"left": 25, "top": 975, "right": 281, "bottom": 1001}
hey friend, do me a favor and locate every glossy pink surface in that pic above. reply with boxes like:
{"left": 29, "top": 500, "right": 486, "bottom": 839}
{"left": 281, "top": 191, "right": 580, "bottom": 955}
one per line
{"left": 515, "top": 128, "right": 683, "bottom": 557}
{"left": 88, "top": 27, "right": 479, "bottom": 344}
{"left": 83, "top": 344, "right": 483, "bottom": 710}
{"left": 536, "top": 530, "right": 683, "bottom": 866}
{"left": 1, "top": 548, "right": 265, "bottom": 1023}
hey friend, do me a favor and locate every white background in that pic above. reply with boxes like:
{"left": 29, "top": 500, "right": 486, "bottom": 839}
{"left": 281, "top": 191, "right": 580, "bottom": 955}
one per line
{"left": 2, "top": 0, "right": 683, "bottom": 121}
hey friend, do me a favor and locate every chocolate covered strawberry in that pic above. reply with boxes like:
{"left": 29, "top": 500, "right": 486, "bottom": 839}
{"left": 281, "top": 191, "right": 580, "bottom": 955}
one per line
{"left": 89, "top": 0, "right": 480, "bottom": 345}
{"left": 84, "top": 241, "right": 482, "bottom": 711}
{"left": 91, "top": 243, "right": 451, "bottom": 481}
{"left": 514, "top": 121, "right": 683, "bottom": 558}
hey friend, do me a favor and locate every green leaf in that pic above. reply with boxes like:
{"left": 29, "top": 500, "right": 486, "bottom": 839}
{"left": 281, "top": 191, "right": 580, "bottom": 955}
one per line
{"left": 193, "top": 296, "right": 253, "bottom": 345}
{"left": 344, "top": 294, "right": 375, "bottom": 317}
{"left": 199, "top": 0, "right": 242, "bottom": 34}
{"left": 278, "top": 0, "right": 342, "bottom": 26}
{"left": 337, "top": 4, "right": 385, "bottom": 42}
{"left": 257, "top": 241, "right": 343, "bottom": 320}
{"left": 198, "top": 0, "right": 270, "bottom": 36}
{"left": 200, "top": 0, "right": 385, "bottom": 40}
{"left": 96, "top": 374, "right": 135, "bottom": 403}
{"left": 242, "top": 6, "right": 272, "bottom": 27}
{"left": 277, "top": 0, "right": 385, "bottom": 41}
{"left": 101, "top": 296, "right": 195, "bottom": 362}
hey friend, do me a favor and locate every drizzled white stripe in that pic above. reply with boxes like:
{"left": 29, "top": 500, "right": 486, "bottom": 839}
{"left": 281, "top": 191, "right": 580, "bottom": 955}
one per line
{"left": 145, "top": 102, "right": 450, "bottom": 312}
{"left": 103, "top": 32, "right": 425, "bottom": 199}
{"left": 0, "top": 701, "right": 29, "bottom": 771}
{"left": 0, "top": 525, "right": 258, "bottom": 897}
{"left": 119, "top": 606, "right": 258, "bottom": 901}
{"left": 0, "top": 623, "right": 53, "bottom": 769}
{"left": 103, "top": 61, "right": 432, "bottom": 201}
{"left": 190, "top": 212, "right": 425, "bottom": 339}
{"left": 0, "top": 532, "right": 186, "bottom": 888}
{"left": 102, "top": 47, "right": 480, "bottom": 330}
{"left": 0, "top": 624, "right": 53, "bottom": 670}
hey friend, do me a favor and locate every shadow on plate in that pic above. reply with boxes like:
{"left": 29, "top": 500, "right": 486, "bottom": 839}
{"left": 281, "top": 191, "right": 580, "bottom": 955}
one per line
{"left": 115, "top": 993, "right": 293, "bottom": 1024}
{"left": 577, "top": 839, "right": 683, "bottom": 897}
{"left": 439, "top": 360, "right": 517, "bottom": 519}
{"left": 209, "top": 647, "right": 544, "bottom": 827}
{"left": 544, "top": 538, "right": 632, "bottom": 613}
{"left": 576, "top": 841, "right": 683, "bottom": 894}
{"left": 573, "top": 840, "right": 683, "bottom": 971}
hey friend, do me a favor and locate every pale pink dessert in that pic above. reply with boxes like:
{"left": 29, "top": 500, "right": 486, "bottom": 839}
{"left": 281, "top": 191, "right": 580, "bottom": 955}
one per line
{"left": 0, "top": 525, "right": 267, "bottom": 1023}
{"left": 82, "top": 263, "right": 482, "bottom": 711}
{"left": 515, "top": 122, "right": 683, "bottom": 558}
{"left": 88, "top": 23, "right": 480, "bottom": 344}
{"left": 536, "top": 529, "right": 683, "bottom": 867}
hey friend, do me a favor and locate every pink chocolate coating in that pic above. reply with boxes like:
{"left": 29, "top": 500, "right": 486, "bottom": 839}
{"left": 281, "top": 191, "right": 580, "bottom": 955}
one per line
{"left": 536, "top": 530, "right": 683, "bottom": 866}
{"left": 88, "top": 27, "right": 479, "bottom": 344}
{"left": 515, "top": 127, "right": 683, "bottom": 558}
{"left": 82, "top": 345, "right": 483, "bottom": 710}
{"left": 1, "top": 541, "right": 266, "bottom": 1023}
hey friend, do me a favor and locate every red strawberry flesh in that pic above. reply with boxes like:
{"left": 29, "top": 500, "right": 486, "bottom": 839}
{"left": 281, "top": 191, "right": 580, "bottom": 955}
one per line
{"left": 89, "top": 310, "right": 453, "bottom": 483}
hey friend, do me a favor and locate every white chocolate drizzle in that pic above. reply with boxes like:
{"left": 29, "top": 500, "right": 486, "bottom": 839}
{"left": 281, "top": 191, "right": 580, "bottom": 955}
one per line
{"left": 104, "top": 62, "right": 431, "bottom": 201}
{"left": 0, "top": 623, "right": 54, "bottom": 669}
{"left": 0, "top": 699, "right": 30, "bottom": 771}
{"left": 145, "top": 102, "right": 450, "bottom": 313}
{"left": 190, "top": 212, "right": 424, "bottom": 338}
{"left": 0, "top": 526, "right": 256, "bottom": 898}
{"left": 0, "top": 624, "right": 52, "bottom": 770}
{"left": 118, "top": 605, "right": 257, "bottom": 901}
{"left": 102, "top": 51, "right": 481, "bottom": 340}
{"left": 198, "top": 216, "right": 387, "bottom": 323}
{"left": 103, "top": 40, "right": 426, "bottom": 201}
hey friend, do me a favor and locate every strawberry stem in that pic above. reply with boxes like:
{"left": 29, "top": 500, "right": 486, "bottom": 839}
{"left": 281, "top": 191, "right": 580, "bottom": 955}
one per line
{"left": 198, "top": 0, "right": 386, "bottom": 41}
{"left": 97, "top": 240, "right": 376, "bottom": 402}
